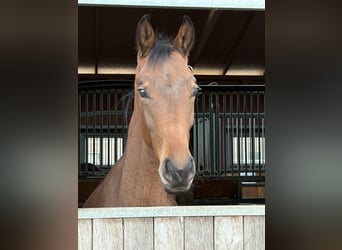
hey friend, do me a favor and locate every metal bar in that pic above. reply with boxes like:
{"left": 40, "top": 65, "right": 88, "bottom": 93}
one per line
{"left": 209, "top": 92, "right": 214, "bottom": 176}
{"left": 229, "top": 93, "right": 233, "bottom": 176}
{"left": 248, "top": 114, "right": 252, "bottom": 174}
{"left": 114, "top": 90, "right": 118, "bottom": 162}
{"left": 100, "top": 90, "right": 103, "bottom": 169}
{"left": 237, "top": 93, "right": 240, "bottom": 175}
{"left": 215, "top": 92, "right": 220, "bottom": 176}
{"left": 244, "top": 92, "right": 247, "bottom": 176}
{"left": 195, "top": 94, "right": 199, "bottom": 174}
{"left": 201, "top": 92, "right": 206, "bottom": 175}
{"left": 222, "top": 93, "right": 227, "bottom": 176}
{"left": 79, "top": 80, "right": 264, "bottom": 92}
{"left": 261, "top": 113, "right": 265, "bottom": 176}
{"left": 78, "top": 0, "right": 265, "bottom": 10}
{"left": 121, "top": 90, "right": 127, "bottom": 148}
{"left": 251, "top": 93, "right": 255, "bottom": 174}
{"left": 257, "top": 92, "right": 261, "bottom": 173}
{"left": 78, "top": 92, "right": 82, "bottom": 176}
{"left": 93, "top": 90, "right": 96, "bottom": 173}
{"left": 85, "top": 92, "right": 89, "bottom": 176}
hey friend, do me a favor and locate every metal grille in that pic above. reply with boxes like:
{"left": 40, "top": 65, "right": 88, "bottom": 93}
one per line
{"left": 78, "top": 81, "right": 265, "bottom": 185}
{"left": 192, "top": 85, "right": 265, "bottom": 179}
{"left": 78, "top": 81, "right": 133, "bottom": 177}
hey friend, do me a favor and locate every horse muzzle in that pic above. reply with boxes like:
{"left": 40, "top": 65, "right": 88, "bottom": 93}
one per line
{"left": 160, "top": 157, "right": 195, "bottom": 193}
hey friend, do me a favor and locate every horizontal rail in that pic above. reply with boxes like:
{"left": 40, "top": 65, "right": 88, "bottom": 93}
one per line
{"left": 78, "top": 205, "right": 265, "bottom": 219}
{"left": 79, "top": 80, "right": 265, "bottom": 92}
{"left": 78, "top": 0, "right": 265, "bottom": 10}
{"left": 79, "top": 80, "right": 134, "bottom": 90}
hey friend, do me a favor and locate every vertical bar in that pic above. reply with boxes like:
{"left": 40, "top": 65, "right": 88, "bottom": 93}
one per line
{"left": 78, "top": 92, "right": 82, "bottom": 177}
{"left": 107, "top": 89, "right": 110, "bottom": 168}
{"left": 92, "top": 90, "right": 96, "bottom": 174}
{"left": 229, "top": 93, "right": 233, "bottom": 176}
{"left": 201, "top": 91, "right": 206, "bottom": 175}
{"left": 251, "top": 92, "right": 255, "bottom": 175}
{"left": 123, "top": 89, "right": 128, "bottom": 148}
{"left": 257, "top": 92, "right": 261, "bottom": 173}
{"left": 223, "top": 93, "right": 227, "bottom": 176}
{"left": 249, "top": 115, "right": 252, "bottom": 174}
{"left": 85, "top": 92, "right": 89, "bottom": 176}
{"left": 237, "top": 93, "right": 240, "bottom": 176}
{"left": 100, "top": 89, "right": 103, "bottom": 171}
{"left": 209, "top": 92, "right": 214, "bottom": 176}
{"left": 114, "top": 90, "right": 118, "bottom": 163}
{"left": 195, "top": 90, "right": 200, "bottom": 174}
{"left": 215, "top": 92, "right": 220, "bottom": 176}
{"left": 121, "top": 89, "right": 124, "bottom": 160}
{"left": 237, "top": 93, "right": 242, "bottom": 202}
{"left": 244, "top": 92, "right": 247, "bottom": 177}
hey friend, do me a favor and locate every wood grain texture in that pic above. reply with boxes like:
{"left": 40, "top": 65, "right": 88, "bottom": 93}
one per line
{"left": 214, "top": 216, "right": 243, "bottom": 250}
{"left": 78, "top": 219, "right": 92, "bottom": 250}
{"left": 154, "top": 217, "right": 184, "bottom": 250}
{"left": 78, "top": 206, "right": 265, "bottom": 250}
{"left": 93, "top": 218, "right": 123, "bottom": 250}
{"left": 184, "top": 216, "right": 213, "bottom": 250}
{"left": 244, "top": 216, "right": 265, "bottom": 250}
{"left": 123, "top": 217, "right": 153, "bottom": 250}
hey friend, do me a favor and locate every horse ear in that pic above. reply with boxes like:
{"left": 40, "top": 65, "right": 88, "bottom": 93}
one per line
{"left": 173, "top": 15, "right": 195, "bottom": 57}
{"left": 136, "top": 14, "right": 155, "bottom": 58}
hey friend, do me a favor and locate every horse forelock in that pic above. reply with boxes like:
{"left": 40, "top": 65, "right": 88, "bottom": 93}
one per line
{"left": 147, "top": 33, "right": 175, "bottom": 65}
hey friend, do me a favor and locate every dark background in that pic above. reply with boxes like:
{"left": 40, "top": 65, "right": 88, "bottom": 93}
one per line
{"left": 0, "top": 0, "right": 341, "bottom": 249}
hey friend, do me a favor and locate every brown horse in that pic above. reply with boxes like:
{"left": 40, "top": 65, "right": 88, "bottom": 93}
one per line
{"left": 83, "top": 14, "right": 199, "bottom": 207}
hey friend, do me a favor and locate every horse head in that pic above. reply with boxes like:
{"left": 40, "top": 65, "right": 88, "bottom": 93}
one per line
{"left": 134, "top": 14, "right": 199, "bottom": 193}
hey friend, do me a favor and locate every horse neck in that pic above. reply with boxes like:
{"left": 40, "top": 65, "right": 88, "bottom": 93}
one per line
{"left": 118, "top": 108, "right": 175, "bottom": 205}
{"left": 125, "top": 108, "right": 158, "bottom": 164}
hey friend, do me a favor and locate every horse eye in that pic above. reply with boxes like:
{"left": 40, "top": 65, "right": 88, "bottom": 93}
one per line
{"left": 138, "top": 87, "right": 149, "bottom": 98}
{"left": 191, "top": 86, "right": 201, "bottom": 97}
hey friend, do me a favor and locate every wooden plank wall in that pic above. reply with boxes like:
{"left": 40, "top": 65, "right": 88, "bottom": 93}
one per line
{"left": 78, "top": 206, "right": 265, "bottom": 250}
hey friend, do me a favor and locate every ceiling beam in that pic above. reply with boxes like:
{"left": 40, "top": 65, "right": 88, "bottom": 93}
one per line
{"left": 78, "top": 0, "right": 265, "bottom": 10}
{"left": 190, "top": 10, "right": 221, "bottom": 67}
{"left": 222, "top": 12, "right": 256, "bottom": 75}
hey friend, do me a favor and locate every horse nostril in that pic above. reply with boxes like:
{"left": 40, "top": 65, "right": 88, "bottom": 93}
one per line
{"left": 187, "top": 158, "right": 195, "bottom": 172}
{"left": 162, "top": 157, "right": 195, "bottom": 187}
{"left": 163, "top": 159, "right": 173, "bottom": 182}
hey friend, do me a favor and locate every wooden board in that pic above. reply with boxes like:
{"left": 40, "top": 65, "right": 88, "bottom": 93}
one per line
{"left": 214, "top": 216, "right": 243, "bottom": 250}
{"left": 93, "top": 218, "right": 123, "bottom": 250}
{"left": 123, "top": 218, "right": 153, "bottom": 250}
{"left": 78, "top": 219, "right": 92, "bottom": 250}
{"left": 244, "top": 216, "right": 265, "bottom": 250}
{"left": 184, "top": 216, "right": 214, "bottom": 250}
{"left": 154, "top": 217, "right": 184, "bottom": 250}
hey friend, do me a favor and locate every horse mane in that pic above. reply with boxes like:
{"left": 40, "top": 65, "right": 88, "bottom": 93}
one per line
{"left": 116, "top": 89, "right": 134, "bottom": 126}
{"left": 147, "top": 33, "right": 175, "bottom": 65}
